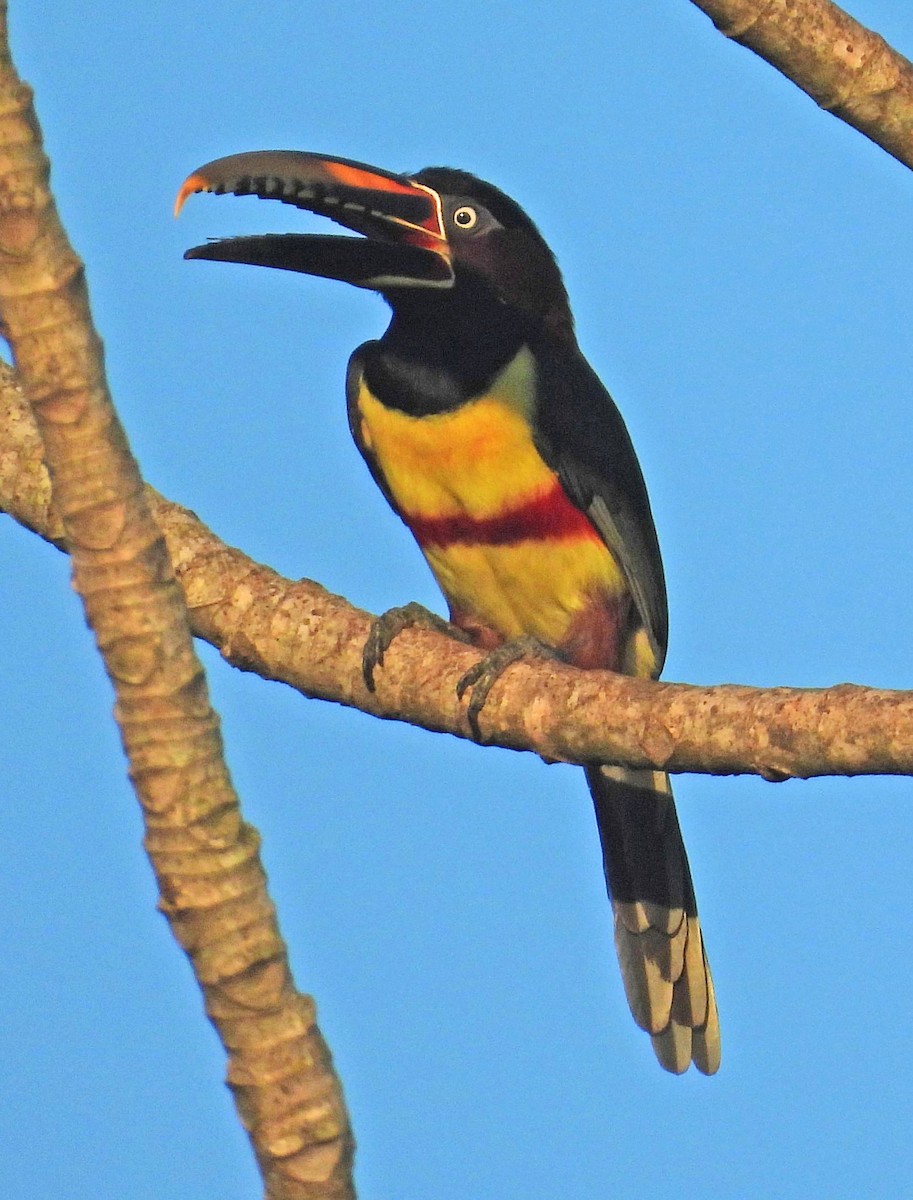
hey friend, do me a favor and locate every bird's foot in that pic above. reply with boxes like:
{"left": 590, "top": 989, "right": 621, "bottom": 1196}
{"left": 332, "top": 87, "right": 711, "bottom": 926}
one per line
{"left": 457, "top": 635, "right": 557, "bottom": 742}
{"left": 363, "top": 601, "right": 471, "bottom": 691}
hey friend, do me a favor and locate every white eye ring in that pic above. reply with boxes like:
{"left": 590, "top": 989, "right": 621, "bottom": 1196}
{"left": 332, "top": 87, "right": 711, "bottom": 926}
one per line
{"left": 453, "top": 205, "right": 478, "bottom": 230}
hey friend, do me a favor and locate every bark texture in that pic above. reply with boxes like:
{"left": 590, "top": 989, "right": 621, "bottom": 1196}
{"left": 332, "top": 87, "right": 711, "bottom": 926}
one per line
{"left": 3, "top": 368, "right": 911, "bottom": 784}
{"left": 0, "top": 12, "right": 354, "bottom": 1198}
{"left": 689, "top": 0, "right": 913, "bottom": 170}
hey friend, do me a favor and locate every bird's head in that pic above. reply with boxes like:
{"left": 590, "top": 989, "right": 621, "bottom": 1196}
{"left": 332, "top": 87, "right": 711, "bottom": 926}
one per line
{"left": 175, "top": 151, "right": 572, "bottom": 338}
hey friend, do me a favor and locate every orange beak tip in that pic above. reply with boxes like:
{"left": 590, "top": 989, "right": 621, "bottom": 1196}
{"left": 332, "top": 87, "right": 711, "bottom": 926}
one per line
{"left": 173, "top": 173, "right": 209, "bottom": 218}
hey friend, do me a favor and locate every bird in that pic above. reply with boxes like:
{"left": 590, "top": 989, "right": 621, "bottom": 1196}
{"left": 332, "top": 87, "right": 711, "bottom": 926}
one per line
{"left": 175, "top": 151, "right": 720, "bottom": 1074}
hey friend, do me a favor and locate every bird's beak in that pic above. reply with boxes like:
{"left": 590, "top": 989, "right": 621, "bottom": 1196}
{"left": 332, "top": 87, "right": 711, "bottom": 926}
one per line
{"left": 175, "top": 150, "right": 454, "bottom": 289}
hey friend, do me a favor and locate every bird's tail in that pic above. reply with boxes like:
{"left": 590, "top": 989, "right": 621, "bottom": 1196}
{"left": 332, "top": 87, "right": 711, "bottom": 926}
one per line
{"left": 586, "top": 764, "right": 720, "bottom": 1075}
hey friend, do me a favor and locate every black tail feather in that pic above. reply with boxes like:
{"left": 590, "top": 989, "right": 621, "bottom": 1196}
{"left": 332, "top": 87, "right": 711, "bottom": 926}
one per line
{"left": 587, "top": 764, "right": 720, "bottom": 1075}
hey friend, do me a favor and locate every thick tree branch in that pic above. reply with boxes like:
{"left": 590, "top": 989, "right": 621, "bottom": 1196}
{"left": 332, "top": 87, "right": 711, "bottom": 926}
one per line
{"left": 688, "top": 0, "right": 913, "bottom": 172}
{"left": 3, "top": 366, "right": 911, "bottom": 783}
{"left": 0, "top": 12, "right": 353, "bottom": 1198}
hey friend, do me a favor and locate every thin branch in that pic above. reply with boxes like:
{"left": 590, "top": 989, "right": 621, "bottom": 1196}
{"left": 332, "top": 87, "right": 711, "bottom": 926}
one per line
{"left": 0, "top": 11, "right": 354, "bottom": 1198}
{"left": 688, "top": 0, "right": 913, "bottom": 171}
{"left": 3, "top": 367, "right": 911, "bottom": 783}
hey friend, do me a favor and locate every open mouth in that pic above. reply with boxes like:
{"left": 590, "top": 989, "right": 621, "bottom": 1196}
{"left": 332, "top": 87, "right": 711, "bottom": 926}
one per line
{"left": 175, "top": 150, "right": 454, "bottom": 288}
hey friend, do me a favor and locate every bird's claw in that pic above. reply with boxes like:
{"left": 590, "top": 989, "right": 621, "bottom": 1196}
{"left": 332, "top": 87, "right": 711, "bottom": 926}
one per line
{"left": 457, "top": 635, "right": 555, "bottom": 741}
{"left": 363, "top": 601, "right": 468, "bottom": 691}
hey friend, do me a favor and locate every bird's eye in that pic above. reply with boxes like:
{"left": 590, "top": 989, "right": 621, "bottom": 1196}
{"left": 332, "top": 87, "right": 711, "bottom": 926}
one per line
{"left": 452, "top": 205, "right": 478, "bottom": 230}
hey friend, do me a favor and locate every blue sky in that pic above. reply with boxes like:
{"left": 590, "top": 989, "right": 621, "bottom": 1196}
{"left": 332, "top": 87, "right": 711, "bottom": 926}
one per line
{"left": 5, "top": 2, "right": 913, "bottom": 1196}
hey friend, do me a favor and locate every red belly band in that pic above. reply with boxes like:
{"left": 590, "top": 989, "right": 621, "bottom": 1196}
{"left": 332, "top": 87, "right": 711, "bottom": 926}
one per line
{"left": 405, "top": 480, "right": 599, "bottom": 548}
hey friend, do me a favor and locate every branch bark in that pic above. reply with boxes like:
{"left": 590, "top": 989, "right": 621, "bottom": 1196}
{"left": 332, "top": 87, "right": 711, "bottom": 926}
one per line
{"left": 7, "top": 1, "right": 913, "bottom": 1194}
{"left": 0, "top": 12, "right": 353, "bottom": 1198}
{"left": 688, "top": 0, "right": 913, "bottom": 171}
{"left": 4, "top": 364, "right": 912, "bottom": 784}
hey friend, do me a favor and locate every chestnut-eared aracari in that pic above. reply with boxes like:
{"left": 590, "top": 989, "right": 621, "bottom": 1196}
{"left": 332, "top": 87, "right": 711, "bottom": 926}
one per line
{"left": 175, "top": 151, "right": 720, "bottom": 1075}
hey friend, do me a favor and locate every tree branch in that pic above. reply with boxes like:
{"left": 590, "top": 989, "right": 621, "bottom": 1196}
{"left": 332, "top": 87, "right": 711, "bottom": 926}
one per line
{"left": 4, "top": 362, "right": 912, "bottom": 783}
{"left": 688, "top": 0, "right": 913, "bottom": 172}
{"left": 0, "top": 11, "right": 353, "bottom": 1198}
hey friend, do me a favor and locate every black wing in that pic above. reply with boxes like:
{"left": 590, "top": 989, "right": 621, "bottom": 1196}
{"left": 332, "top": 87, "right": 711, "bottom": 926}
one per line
{"left": 532, "top": 338, "right": 668, "bottom": 672}
{"left": 345, "top": 342, "right": 404, "bottom": 517}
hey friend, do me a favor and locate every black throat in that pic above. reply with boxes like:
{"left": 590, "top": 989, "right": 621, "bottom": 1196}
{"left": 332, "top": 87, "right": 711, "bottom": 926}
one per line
{"left": 360, "top": 286, "right": 531, "bottom": 416}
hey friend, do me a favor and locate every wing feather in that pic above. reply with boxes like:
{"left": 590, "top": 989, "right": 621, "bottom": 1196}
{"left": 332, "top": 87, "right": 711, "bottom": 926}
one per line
{"left": 531, "top": 340, "right": 668, "bottom": 670}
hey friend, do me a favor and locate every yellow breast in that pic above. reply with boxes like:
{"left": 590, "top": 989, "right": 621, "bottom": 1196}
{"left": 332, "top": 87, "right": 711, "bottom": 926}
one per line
{"left": 355, "top": 347, "right": 557, "bottom": 518}
{"left": 354, "top": 347, "right": 626, "bottom": 646}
